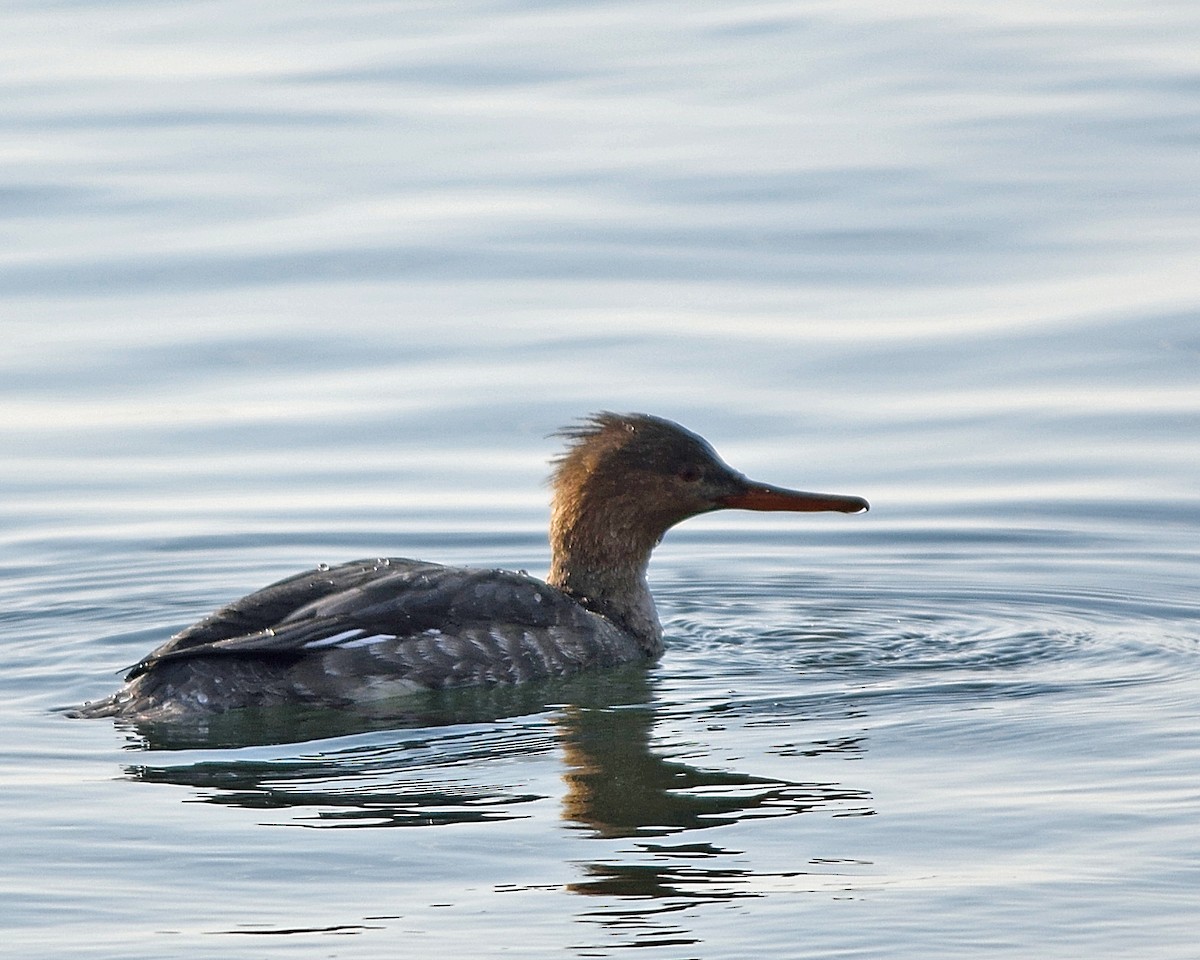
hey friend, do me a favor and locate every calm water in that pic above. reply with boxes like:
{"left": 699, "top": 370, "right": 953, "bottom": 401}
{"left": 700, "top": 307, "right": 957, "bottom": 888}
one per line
{"left": 2, "top": 1, "right": 1198, "bottom": 957}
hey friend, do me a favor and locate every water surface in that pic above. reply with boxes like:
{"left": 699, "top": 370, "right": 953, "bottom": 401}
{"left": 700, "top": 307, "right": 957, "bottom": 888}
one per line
{"left": 2, "top": 1, "right": 1198, "bottom": 958}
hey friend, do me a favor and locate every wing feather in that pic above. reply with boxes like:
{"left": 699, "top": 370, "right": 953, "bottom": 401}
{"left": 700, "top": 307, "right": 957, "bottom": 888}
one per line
{"left": 128, "top": 558, "right": 641, "bottom": 691}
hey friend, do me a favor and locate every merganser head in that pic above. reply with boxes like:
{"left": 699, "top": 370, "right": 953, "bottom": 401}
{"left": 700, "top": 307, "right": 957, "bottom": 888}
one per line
{"left": 549, "top": 412, "right": 868, "bottom": 555}
{"left": 545, "top": 412, "right": 868, "bottom": 649}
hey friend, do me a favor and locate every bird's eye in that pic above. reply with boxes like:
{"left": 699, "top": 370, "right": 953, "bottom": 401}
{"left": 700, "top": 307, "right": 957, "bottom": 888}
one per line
{"left": 677, "top": 464, "right": 703, "bottom": 483}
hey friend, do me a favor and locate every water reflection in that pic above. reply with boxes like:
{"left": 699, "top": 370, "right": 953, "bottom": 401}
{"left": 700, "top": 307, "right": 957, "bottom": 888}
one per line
{"left": 570, "top": 847, "right": 873, "bottom": 900}
{"left": 556, "top": 703, "right": 870, "bottom": 838}
{"left": 553, "top": 701, "right": 872, "bottom": 952}
{"left": 124, "top": 670, "right": 871, "bottom": 835}
{"left": 567, "top": 846, "right": 876, "bottom": 954}
{"left": 123, "top": 668, "right": 873, "bottom": 950}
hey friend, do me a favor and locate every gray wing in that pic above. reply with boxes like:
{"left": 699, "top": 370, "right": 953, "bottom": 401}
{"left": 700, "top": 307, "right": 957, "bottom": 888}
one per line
{"left": 131, "top": 558, "right": 643, "bottom": 689}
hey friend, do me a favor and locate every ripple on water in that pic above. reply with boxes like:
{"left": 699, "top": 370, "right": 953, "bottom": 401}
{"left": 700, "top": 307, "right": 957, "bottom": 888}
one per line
{"left": 659, "top": 575, "right": 1200, "bottom": 726}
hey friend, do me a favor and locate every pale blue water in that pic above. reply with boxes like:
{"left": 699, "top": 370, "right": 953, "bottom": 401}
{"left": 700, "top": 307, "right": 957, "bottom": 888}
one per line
{"left": 2, "top": 1, "right": 1198, "bottom": 957}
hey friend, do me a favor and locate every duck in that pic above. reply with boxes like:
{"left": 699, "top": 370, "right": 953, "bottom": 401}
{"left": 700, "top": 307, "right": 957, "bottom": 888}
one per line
{"left": 74, "top": 413, "right": 868, "bottom": 721}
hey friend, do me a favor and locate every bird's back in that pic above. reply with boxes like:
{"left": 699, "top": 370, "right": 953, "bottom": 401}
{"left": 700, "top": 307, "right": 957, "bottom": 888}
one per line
{"left": 75, "top": 558, "right": 647, "bottom": 721}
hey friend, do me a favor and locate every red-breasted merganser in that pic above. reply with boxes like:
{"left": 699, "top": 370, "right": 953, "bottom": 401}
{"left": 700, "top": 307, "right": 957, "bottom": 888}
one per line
{"left": 75, "top": 413, "right": 868, "bottom": 721}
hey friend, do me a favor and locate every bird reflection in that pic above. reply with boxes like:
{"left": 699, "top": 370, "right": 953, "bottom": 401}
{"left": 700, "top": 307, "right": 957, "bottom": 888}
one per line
{"left": 123, "top": 668, "right": 871, "bottom": 837}
{"left": 122, "top": 668, "right": 873, "bottom": 950}
{"left": 555, "top": 702, "right": 870, "bottom": 837}
{"left": 551, "top": 700, "right": 873, "bottom": 952}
